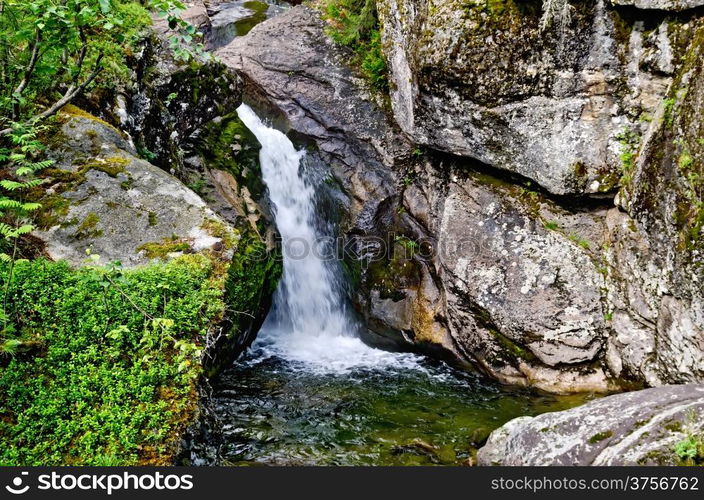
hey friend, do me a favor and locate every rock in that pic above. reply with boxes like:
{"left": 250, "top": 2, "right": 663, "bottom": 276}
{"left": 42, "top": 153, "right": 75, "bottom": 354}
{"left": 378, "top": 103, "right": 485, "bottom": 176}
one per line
{"left": 609, "top": 0, "right": 704, "bottom": 10}
{"left": 35, "top": 114, "right": 236, "bottom": 268}
{"left": 604, "top": 17, "right": 704, "bottom": 386}
{"left": 207, "top": 0, "right": 289, "bottom": 49}
{"left": 477, "top": 385, "right": 704, "bottom": 465}
{"left": 378, "top": 0, "right": 679, "bottom": 195}
{"left": 216, "top": 5, "right": 406, "bottom": 215}
{"left": 124, "top": 13, "right": 242, "bottom": 175}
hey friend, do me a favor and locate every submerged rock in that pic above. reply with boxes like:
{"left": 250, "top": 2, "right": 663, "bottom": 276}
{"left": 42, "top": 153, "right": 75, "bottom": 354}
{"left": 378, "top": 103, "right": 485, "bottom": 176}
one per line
{"left": 478, "top": 384, "right": 704, "bottom": 465}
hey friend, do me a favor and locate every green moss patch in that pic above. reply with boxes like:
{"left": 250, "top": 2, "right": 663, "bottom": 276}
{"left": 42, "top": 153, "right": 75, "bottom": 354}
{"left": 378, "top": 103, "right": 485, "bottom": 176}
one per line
{"left": 588, "top": 430, "right": 614, "bottom": 444}
{"left": 0, "top": 255, "right": 223, "bottom": 465}
{"left": 137, "top": 237, "right": 191, "bottom": 260}
{"left": 74, "top": 212, "right": 103, "bottom": 240}
{"left": 195, "top": 112, "right": 264, "bottom": 199}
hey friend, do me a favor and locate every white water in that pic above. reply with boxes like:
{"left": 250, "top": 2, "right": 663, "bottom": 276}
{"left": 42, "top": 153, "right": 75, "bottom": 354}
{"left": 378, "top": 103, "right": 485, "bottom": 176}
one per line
{"left": 237, "top": 104, "right": 423, "bottom": 374}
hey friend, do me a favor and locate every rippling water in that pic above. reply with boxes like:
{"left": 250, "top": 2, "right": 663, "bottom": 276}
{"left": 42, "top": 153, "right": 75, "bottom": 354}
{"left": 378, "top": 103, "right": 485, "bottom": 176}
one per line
{"left": 211, "top": 350, "right": 593, "bottom": 466}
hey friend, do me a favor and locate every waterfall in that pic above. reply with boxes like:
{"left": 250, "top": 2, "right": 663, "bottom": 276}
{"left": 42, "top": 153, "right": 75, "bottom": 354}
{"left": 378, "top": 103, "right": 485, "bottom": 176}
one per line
{"left": 237, "top": 104, "right": 420, "bottom": 373}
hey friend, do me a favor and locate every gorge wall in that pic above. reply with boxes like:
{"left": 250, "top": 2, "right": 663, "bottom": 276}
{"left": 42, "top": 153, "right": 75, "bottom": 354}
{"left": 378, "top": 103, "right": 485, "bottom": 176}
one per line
{"left": 218, "top": 1, "right": 703, "bottom": 393}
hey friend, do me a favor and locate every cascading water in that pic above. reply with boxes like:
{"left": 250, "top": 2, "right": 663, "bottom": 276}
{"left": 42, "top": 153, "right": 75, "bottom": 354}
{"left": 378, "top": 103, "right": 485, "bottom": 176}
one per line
{"left": 237, "top": 104, "right": 419, "bottom": 373}
{"left": 195, "top": 106, "right": 594, "bottom": 466}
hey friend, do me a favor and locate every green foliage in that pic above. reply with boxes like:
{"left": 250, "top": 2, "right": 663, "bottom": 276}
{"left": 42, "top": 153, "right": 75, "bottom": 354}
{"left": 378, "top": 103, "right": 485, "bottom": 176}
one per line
{"left": 195, "top": 111, "right": 263, "bottom": 198}
{"left": 0, "top": 0, "right": 209, "bottom": 132}
{"left": 225, "top": 230, "right": 281, "bottom": 333}
{"left": 588, "top": 430, "right": 613, "bottom": 444}
{"left": 322, "top": 0, "right": 388, "bottom": 91}
{"left": 616, "top": 128, "right": 641, "bottom": 185}
{"left": 0, "top": 254, "right": 224, "bottom": 465}
{"left": 568, "top": 232, "right": 591, "bottom": 250}
{"left": 0, "top": 124, "right": 52, "bottom": 336}
{"left": 675, "top": 435, "right": 704, "bottom": 465}
{"left": 137, "top": 237, "right": 190, "bottom": 259}
{"left": 543, "top": 220, "right": 559, "bottom": 231}
{"left": 673, "top": 411, "right": 704, "bottom": 465}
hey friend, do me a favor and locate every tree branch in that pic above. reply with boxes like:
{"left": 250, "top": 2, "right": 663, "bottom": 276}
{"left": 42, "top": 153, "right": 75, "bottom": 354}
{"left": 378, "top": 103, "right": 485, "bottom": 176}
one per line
{"left": 0, "top": 53, "right": 104, "bottom": 137}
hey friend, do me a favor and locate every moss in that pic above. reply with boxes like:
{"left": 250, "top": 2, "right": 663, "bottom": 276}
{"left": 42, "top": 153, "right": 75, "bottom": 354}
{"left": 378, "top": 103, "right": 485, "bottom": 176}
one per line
{"left": 148, "top": 211, "right": 158, "bottom": 227}
{"left": 588, "top": 430, "right": 613, "bottom": 444}
{"left": 202, "top": 219, "right": 239, "bottom": 250}
{"left": 74, "top": 212, "right": 103, "bottom": 240}
{"left": 568, "top": 232, "right": 591, "bottom": 250}
{"left": 33, "top": 194, "right": 72, "bottom": 229}
{"left": 60, "top": 104, "right": 124, "bottom": 136}
{"left": 366, "top": 237, "right": 421, "bottom": 300}
{"left": 120, "top": 177, "right": 134, "bottom": 191}
{"left": 80, "top": 156, "right": 130, "bottom": 178}
{"left": 543, "top": 220, "right": 559, "bottom": 231}
{"left": 195, "top": 112, "right": 264, "bottom": 199}
{"left": 664, "top": 420, "right": 683, "bottom": 432}
{"left": 224, "top": 229, "right": 282, "bottom": 335}
{"left": 488, "top": 329, "right": 535, "bottom": 362}
{"left": 137, "top": 237, "right": 191, "bottom": 260}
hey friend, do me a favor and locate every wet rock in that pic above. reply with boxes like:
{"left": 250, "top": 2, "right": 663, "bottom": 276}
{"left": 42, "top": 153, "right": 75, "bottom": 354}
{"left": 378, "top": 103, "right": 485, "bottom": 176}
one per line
{"left": 378, "top": 0, "right": 680, "bottom": 195}
{"left": 123, "top": 12, "right": 242, "bottom": 175}
{"left": 207, "top": 0, "right": 289, "bottom": 49}
{"left": 478, "top": 385, "right": 704, "bottom": 465}
{"left": 216, "top": 5, "right": 406, "bottom": 215}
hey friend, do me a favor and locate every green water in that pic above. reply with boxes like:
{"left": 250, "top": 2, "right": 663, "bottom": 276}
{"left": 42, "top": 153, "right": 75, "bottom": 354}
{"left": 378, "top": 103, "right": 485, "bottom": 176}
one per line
{"left": 212, "top": 354, "right": 594, "bottom": 466}
{"left": 235, "top": 2, "right": 270, "bottom": 37}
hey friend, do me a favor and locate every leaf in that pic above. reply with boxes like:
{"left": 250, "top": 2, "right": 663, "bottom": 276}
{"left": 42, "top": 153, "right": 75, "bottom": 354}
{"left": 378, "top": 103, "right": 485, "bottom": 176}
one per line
{"left": 98, "top": 0, "right": 111, "bottom": 14}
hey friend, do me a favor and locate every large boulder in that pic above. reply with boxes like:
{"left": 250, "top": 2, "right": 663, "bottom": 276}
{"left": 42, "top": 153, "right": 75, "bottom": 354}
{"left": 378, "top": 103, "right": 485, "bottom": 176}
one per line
{"left": 36, "top": 112, "right": 235, "bottom": 268}
{"left": 378, "top": 0, "right": 685, "bottom": 195}
{"left": 478, "top": 385, "right": 704, "bottom": 465}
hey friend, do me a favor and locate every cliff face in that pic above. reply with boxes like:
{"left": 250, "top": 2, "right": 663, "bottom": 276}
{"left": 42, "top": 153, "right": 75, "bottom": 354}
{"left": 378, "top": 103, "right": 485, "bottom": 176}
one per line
{"left": 217, "top": 3, "right": 702, "bottom": 393}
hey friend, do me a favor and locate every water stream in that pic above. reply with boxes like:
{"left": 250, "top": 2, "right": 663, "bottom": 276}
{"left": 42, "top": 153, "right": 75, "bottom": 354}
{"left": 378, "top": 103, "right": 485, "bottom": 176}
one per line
{"left": 205, "top": 105, "right": 594, "bottom": 466}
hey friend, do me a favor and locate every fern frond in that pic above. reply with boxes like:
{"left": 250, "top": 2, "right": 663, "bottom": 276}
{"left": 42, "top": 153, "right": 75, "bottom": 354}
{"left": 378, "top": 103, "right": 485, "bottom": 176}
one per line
{"left": 21, "top": 202, "right": 41, "bottom": 211}
{"left": 0, "top": 199, "right": 23, "bottom": 209}
{"left": 0, "top": 180, "right": 24, "bottom": 191}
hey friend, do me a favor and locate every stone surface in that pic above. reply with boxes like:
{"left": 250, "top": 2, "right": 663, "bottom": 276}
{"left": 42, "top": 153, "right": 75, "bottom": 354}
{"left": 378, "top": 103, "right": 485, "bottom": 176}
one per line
{"left": 216, "top": 6, "right": 405, "bottom": 216}
{"left": 378, "top": 0, "right": 679, "bottom": 195}
{"left": 604, "top": 17, "right": 704, "bottom": 386}
{"left": 478, "top": 385, "right": 704, "bottom": 465}
{"left": 36, "top": 115, "right": 236, "bottom": 268}
{"left": 609, "top": 0, "right": 704, "bottom": 10}
{"left": 122, "top": 10, "right": 242, "bottom": 174}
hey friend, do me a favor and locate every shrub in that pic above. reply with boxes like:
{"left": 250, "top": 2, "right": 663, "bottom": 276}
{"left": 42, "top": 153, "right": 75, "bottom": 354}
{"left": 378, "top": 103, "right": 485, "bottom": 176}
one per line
{"left": 0, "top": 255, "right": 224, "bottom": 465}
{"left": 322, "top": 0, "right": 388, "bottom": 91}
